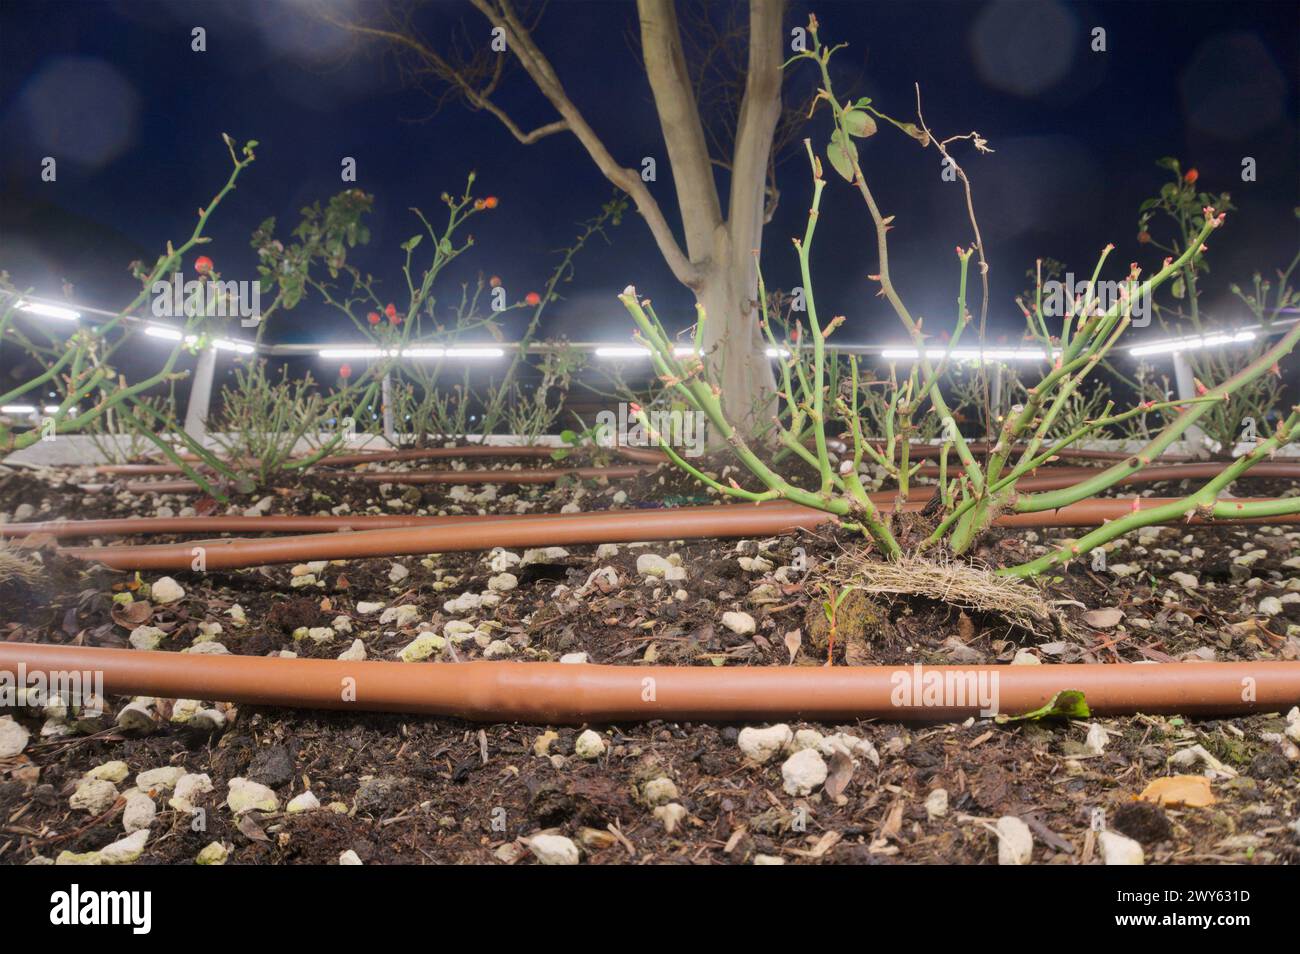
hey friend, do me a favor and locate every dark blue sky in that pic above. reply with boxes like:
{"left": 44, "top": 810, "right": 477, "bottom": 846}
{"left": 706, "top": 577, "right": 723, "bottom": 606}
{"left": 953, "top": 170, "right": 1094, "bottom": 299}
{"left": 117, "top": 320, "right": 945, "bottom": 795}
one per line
{"left": 1, "top": 0, "right": 1296, "bottom": 356}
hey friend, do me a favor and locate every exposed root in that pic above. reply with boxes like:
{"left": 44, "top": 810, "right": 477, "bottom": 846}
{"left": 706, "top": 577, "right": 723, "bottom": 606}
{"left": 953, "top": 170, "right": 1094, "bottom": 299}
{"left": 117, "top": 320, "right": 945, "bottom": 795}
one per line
{"left": 0, "top": 544, "right": 42, "bottom": 587}
{"left": 838, "top": 552, "right": 1049, "bottom": 631}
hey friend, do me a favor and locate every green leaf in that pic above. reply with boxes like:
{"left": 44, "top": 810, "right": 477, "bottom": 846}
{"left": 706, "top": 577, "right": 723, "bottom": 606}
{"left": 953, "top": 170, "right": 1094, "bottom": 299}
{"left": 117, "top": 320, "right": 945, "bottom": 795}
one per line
{"left": 995, "top": 689, "right": 1090, "bottom": 724}
{"left": 842, "top": 109, "right": 877, "bottom": 138}
{"left": 550, "top": 448, "right": 570, "bottom": 462}
{"left": 559, "top": 428, "right": 579, "bottom": 445}
{"left": 1171, "top": 276, "right": 1185, "bottom": 299}
{"left": 826, "top": 133, "right": 857, "bottom": 182}
{"left": 401, "top": 234, "right": 423, "bottom": 253}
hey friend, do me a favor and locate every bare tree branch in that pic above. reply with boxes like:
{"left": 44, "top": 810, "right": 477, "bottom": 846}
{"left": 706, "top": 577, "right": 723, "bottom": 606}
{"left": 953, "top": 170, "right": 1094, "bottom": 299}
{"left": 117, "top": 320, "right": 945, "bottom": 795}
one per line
{"left": 473, "top": 0, "right": 706, "bottom": 287}
{"left": 728, "top": 0, "right": 785, "bottom": 269}
{"left": 636, "top": 0, "right": 724, "bottom": 260}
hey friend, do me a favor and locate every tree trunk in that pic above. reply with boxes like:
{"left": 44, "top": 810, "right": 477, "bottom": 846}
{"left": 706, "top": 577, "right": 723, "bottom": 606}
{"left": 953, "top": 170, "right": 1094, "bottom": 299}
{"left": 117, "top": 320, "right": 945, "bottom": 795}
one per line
{"left": 696, "top": 226, "right": 777, "bottom": 439}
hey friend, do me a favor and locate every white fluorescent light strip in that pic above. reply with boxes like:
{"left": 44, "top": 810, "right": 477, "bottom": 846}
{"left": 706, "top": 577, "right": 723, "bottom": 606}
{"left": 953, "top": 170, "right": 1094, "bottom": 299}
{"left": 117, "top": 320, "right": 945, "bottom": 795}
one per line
{"left": 317, "top": 346, "right": 504, "bottom": 359}
{"left": 1129, "top": 331, "right": 1255, "bottom": 357}
{"left": 1, "top": 405, "right": 37, "bottom": 414}
{"left": 880, "top": 347, "right": 1054, "bottom": 362}
{"left": 144, "top": 326, "right": 255, "bottom": 354}
{"left": 595, "top": 345, "right": 697, "bottom": 358}
{"left": 16, "top": 300, "right": 80, "bottom": 322}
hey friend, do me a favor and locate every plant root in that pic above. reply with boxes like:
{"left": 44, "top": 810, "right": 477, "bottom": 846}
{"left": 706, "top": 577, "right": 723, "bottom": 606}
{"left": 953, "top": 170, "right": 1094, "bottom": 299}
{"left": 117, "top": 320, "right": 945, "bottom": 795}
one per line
{"left": 838, "top": 552, "right": 1050, "bottom": 632}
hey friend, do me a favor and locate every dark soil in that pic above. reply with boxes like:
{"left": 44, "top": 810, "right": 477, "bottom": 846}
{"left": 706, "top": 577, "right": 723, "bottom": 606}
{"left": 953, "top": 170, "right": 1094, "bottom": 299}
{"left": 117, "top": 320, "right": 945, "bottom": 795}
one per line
{"left": 1, "top": 459, "right": 1297, "bottom": 865}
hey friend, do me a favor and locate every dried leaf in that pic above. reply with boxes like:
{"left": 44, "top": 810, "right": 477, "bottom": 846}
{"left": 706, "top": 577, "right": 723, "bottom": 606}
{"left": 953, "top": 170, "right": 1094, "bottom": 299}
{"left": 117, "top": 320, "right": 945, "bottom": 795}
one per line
{"left": 236, "top": 813, "right": 270, "bottom": 842}
{"left": 111, "top": 600, "right": 154, "bottom": 629}
{"left": 1139, "top": 774, "right": 1216, "bottom": 808}
{"left": 824, "top": 750, "right": 854, "bottom": 805}
{"left": 1083, "top": 607, "right": 1124, "bottom": 629}
{"left": 783, "top": 629, "right": 802, "bottom": 663}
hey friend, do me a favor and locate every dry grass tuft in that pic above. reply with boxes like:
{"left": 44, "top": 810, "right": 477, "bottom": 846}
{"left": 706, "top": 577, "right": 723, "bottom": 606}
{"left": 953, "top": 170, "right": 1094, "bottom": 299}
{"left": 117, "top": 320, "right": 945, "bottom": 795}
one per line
{"left": 838, "top": 553, "right": 1049, "bottom": 631}
{"left": 0, "top": 544, "right": 43, "bottom": 587}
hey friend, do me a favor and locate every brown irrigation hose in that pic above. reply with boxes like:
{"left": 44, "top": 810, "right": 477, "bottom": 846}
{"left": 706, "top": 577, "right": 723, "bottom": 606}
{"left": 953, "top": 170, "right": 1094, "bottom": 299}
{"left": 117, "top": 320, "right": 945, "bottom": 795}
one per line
{"left": 51, "top": 497, "right": 1300, "bottom": 570}
{"left": 87, "top": 459, "right": 1300, "bottom": 498}
{"left": 10, "top": 495, "right": 1300, "bottom": 542}
{"left": 2, "top": 643, "right": 1296, "bottom": 721}
{"left": 86, "top": 445, "right": 668, "bottom": 475}
{"left": 1009, "top": 461, "right": 1300, "bottom": 493}
{"left": 353, "top": 465, "right": 654, "bottom": 485}
{"left": 95, "top": 462, "right": 659, "bottom": 494}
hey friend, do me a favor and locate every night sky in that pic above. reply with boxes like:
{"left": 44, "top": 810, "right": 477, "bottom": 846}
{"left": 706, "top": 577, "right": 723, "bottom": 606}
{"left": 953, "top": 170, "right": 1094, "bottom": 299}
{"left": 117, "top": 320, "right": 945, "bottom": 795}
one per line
{"left": 1, "top": 0, "right": 1296, "bottom": 367}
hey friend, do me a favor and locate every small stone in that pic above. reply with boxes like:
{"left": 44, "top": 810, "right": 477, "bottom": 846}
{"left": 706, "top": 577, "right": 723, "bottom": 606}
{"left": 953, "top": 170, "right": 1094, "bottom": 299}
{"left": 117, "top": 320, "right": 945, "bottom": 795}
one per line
{"left": 721, "top": 611, "right": 756, "bottom": 635}
{"left": 338, "top": 639, "right": 367, "bottom": 661}
{"left": 995, "top": 816, "right": 1034, "bottom": 865}
{"left": 1099, "top": 830, "right": 1146, "bottom": 865}
{"left": 790, "top": 728, "right": 826, "bottom": 754}
{"left": 1084, "top": 723, "right": 1109, "bottom": 756}
{"left": 483, "top": 639, "right": 514, "bottom": 659}
{"left": 225, "top": 777, "right": 279, "bottom": 815}
{"left": 443, "top": 592, "right": 482, "bottom": 614}
{"left": 99, "top": 829, "right": 148, "bottom": 865}
{"left": 738, "top": 724, "right": 793, "bottom": 764}
{"left": 398, "top": 633, "right": 444, "bottom": 662}
{"left": 196, "top": 841, "right": 228, "bottom": 865}
{"left": 641, "top": 777, "right": 679, "bottom": 806}
{"left": 228, "top": 604, "right": 247, "bottom": 626}
{"left": 150, "top": 576, "right": 185, "bottom": 604}
{"left": 925, "top": 788, "right": 949, "bottom": 820}
{"left": 0, "top": 716, "right": 31, "bottom": 757}
{"left": 559, "top": 652, "right": 589, "bottom": 664}
{"left": 528, "top": 834, "right": 580, "bottom": 865}
{"left": 781, "top": 748, "right": 828, "bottom": 796}
{"left": 184, "top": 642, "right": 229, "bottom": 656}
{"left": 488, "top": 572, "right": 518, "bottom": 592}
{"left": 388, "top": 563, "right": 409, "bottom": 583}
{"left": 135, "top": 766, "right": 185, "bottom": 792}
{"left": 653, "top": 802, "right": 688, "bottom": 833}
{"left": 122, "top": 791, "right": 156, "bottom": 833}
{"left": 287, "top": 791, "right": 321, "bottom": 813}
{"left": 129, "top": 625, "right": 166, "bottom": 651}
{"left": 380, "top": 604, "right": 421, "bottom": 627}
{"left": 753, "top": 853, "right": 786, "bottom": 865}
{"left": 355, "top": 601, "right": 385, "bottom": 615}
{"left": 574, "top": 729, "right": 606, "bottom": 760}
{"left": 338, "top": 849, "right": 364, "bottom": 865}
{"left": 636, "top": 554, "right": 673, "bottom": 578}
{"left": 1011, "top": 649, "right": 1040, "bottom": 666}
{"left": 1169, "top": 571, "right": 1199, "bottom": 591}
{"left": 533, "top": 731, "right": 559, "bottom": 756}
{"left": 70, "top": 778, "right": 118, "bottom": 814}
{"left": 169, "top": 773, "right": 213, "bottom": 813}
{"left": 1259, "top": 596, "right": 1283, "bottom": 616}
{"left": 86, "top": 760, "right": 130, "bottom": 783}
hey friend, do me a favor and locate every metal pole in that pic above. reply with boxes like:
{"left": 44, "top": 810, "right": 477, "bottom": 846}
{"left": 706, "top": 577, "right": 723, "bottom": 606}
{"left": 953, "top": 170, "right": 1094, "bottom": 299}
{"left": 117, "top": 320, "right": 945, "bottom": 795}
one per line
{"left": 381, "top": 371, "right": 396, "bottom": 445}
{"left": 1171, "top": 351, "right": 1207, "bottom": 451}
{"left": 184, "top": 347, "right": 217, "bottom": 441}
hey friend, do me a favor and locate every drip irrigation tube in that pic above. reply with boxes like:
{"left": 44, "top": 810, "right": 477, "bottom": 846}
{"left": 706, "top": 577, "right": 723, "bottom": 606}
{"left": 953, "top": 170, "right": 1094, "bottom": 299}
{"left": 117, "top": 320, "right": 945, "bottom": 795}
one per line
{"left": 49, "top": 497, "right": 1300, "bottom": 570}
{"left": 81, "top": 460, "right": 1300, "bottom": 498}
{"left": 2, "top": 643, "right": 1295, "bottom": 721}
{"left": 7, "top": 496, "right": 1300, "bottom": 542}
{"left": 85, "top": 445, "right": 668, "bottom": 475}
